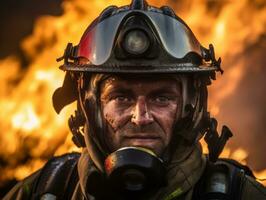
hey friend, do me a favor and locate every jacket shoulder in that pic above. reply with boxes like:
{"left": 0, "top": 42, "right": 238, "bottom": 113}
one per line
{"left": 241, "top": 175, "right": 266, "bottom": 200}
{"left": 3, "top": 170, "right": 41, "bottom": 200}
{"left": 193, "top": 158, "right": 266, "bottom": 200}
{"left": 3, "top": 152, "right": 81, "bottom": 200}
{"left": 218, "top": 158, "right": 266, "bottom": 199}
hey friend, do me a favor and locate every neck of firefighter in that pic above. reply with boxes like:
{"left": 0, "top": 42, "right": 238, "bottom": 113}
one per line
{"left": 100, "top": 75, "right": 182, "bottom": 158}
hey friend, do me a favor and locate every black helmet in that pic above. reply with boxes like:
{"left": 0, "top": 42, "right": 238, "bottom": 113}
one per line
{"left": 57, "top": 1, "right": 221, "bottom": 74}
{"left": 53, "top": 0, "right": 223, "bottom": 172}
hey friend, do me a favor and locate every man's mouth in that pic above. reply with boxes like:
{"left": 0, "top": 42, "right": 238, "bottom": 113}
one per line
{"left": 124, "top": 133, "right": 160, "bottom": 139}
{"left": 124, "top": 134, "right": 161, "bottom": 146}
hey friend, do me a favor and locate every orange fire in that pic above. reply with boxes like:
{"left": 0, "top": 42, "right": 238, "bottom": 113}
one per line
{"left": 0, "top": 0, "right": 265, "bottom": 189}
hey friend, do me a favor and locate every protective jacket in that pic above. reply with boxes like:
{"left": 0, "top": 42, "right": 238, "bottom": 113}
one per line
{"left": 3, "top": 144, "right": 266, "bottom": 200}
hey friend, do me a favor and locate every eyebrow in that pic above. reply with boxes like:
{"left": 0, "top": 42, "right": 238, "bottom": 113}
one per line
{"left": 148, "top": 86, "right": 181, "bottom": 95}
{"left": 103, "top": 86, "right": 180, "bottom": 97}
{"left": 101, "top": 86, "right": 133, "bottom": 97}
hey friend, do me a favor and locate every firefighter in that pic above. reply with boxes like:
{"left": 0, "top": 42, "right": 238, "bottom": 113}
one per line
{"left": 4, "top": 0, "right": 266, "bottom": 199}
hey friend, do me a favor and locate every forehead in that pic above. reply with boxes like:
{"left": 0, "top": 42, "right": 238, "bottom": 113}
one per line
{"left": 100, "top": 74, "right": 181, "bottom": 93}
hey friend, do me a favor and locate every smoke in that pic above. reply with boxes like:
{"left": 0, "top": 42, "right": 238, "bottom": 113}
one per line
{"left": 0, "top": 0, "right": 63, "bottom": 61}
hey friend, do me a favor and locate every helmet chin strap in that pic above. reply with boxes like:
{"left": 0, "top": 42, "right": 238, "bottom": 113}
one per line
{"left": 77, "top": 75, "right": 106, "bottom": 172}
{"left": 172, "top": 75, "right": 208, "bottom": 144}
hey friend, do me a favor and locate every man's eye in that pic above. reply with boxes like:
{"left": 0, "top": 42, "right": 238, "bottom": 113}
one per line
{"left": 114, "top": 96, "right": 131, "bottom": 102}
{"left": 152, "top": 96, "right": 170, "bottom": 104}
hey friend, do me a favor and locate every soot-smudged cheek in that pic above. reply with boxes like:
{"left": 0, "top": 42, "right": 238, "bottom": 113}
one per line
{"left": 103, "top": 105, "right": 132, "bottom": 131}
{"left": 150, "top": 107, "right": 177, "bottom": 134}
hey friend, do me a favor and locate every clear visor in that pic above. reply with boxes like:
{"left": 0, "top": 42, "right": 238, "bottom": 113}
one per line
{"left": 77, "top": 10, "right": 202, "bottom": 65}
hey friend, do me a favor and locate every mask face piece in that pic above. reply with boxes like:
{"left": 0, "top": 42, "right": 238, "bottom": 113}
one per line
{"left": 104, "top": 147, "right": 166, "bottom": 195}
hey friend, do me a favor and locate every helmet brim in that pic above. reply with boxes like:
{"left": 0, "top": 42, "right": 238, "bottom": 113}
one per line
{"left": 60, "top": 62, "right": 218, "bottom": 73}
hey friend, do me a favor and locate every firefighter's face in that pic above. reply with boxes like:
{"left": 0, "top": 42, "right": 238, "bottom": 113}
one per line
{"left": 100, "top": 75, "right": 182, "bottom": 156}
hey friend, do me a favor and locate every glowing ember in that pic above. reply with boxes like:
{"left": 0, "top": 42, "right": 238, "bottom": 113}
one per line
{"left": 0, "top": 0, "right": 265, "bottom": 189}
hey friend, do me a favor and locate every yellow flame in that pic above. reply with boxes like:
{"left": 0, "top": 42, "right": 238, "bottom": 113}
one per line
{"left": 12, "top": 103, "right": 40, "bottom": 132}
{"left": 0, "top": 0, "right": 265, "bottom": 187}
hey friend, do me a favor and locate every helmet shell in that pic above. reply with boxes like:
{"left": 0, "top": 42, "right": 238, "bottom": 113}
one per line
{"left": 59, "top": 3, "right": 219, "bottom": 74}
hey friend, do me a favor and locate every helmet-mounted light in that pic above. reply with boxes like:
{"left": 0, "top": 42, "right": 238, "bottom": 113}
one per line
{"left": 122, "top": 29, "right": 150, "bottom": 55}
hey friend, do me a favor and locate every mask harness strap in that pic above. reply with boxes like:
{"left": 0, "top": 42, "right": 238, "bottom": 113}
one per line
{"left": 204, "top": 118, "right": 233, "bottom": 163}
{"left": 68, "top": 74, "right": 86, "bottom": 148}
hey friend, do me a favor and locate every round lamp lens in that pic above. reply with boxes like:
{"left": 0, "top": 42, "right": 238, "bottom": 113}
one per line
{"left": 124, "top": 30, "right": 150, "bottom": 55}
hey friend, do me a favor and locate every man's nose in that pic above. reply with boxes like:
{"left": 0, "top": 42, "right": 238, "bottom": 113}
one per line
{"left": 131, "top": 97, "right": 154, "bottom": 126}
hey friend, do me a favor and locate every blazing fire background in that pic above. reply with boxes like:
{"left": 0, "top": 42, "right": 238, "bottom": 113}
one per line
{"left": 0, "top": 0, "right": 265, "bottom": 197}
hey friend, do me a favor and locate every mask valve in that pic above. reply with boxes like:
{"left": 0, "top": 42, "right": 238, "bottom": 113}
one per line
{"left": 104, "top": 147, "right": 166, "bottom": 194}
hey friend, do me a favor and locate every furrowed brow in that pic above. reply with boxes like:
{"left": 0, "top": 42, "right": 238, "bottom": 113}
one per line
{"left": 149, "top": 87, "right": 180, "bottom": 96}
{"left": 101, "top": 86, "right": 133, "bottom": 98}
